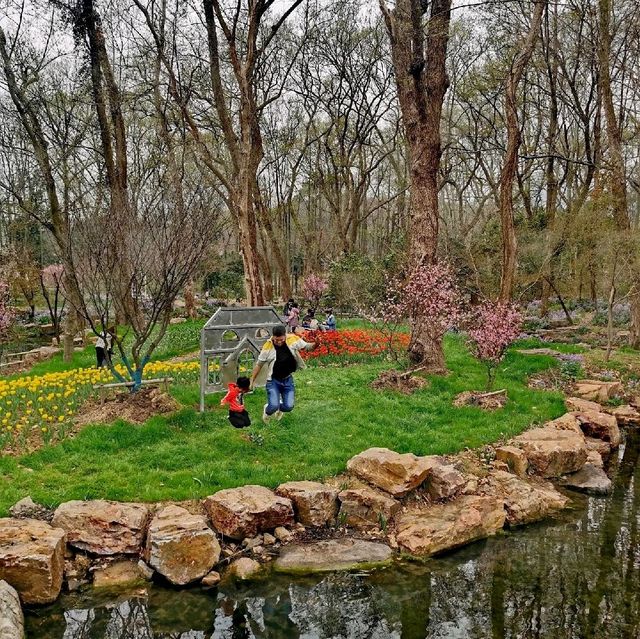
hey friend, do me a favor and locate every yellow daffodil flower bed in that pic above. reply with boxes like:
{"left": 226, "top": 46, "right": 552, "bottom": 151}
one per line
{"left": 0, "top": 360, "right": 199, "bottom": 454}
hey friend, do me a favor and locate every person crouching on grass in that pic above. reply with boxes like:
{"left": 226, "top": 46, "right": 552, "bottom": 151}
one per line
{"left": 220, "top": 376, "right": 252, "bottom": 428}
{"left": 250, "top": 325, "right": 317, "bottom": 423}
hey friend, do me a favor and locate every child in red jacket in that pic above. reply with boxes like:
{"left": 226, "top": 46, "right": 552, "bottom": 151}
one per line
{"left": 220, "top": 376, "right": 251, "bottom": 428}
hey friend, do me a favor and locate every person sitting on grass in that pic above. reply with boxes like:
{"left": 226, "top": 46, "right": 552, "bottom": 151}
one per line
{"left": 250, "top": 325, "right": 317, "bottom": 423}
{"left": 323, "top": 308, "right": 336, "bottom": 331}
{"left": 302, "top": 308, "right": 319, "bottom": 331}
{"left": 220, "top": 376, "right": 252, "bottom": 428}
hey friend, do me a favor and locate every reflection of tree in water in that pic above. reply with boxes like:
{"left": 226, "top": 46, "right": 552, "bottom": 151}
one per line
{"left": 287, "top": 573, "right": 401, "bottom": 639}
{"left": 62, "top": 609, "right": 95, "bottom": 639}
{"left": 103, "top": 600, "right": 153, "bottom": 639}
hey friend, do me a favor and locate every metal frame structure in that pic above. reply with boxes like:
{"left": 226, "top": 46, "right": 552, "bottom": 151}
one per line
{"left": 199, "top": 306, "right": 283, "bottom": 412}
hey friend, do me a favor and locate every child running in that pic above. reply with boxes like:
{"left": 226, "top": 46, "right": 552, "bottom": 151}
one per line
{"left": 220, "top": 376, "right": 252, "bottom": 428}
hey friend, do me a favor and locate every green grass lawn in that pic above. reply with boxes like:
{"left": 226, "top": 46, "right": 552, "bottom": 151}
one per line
{"left": 0, "top": 334, "right": 566, "bottom": 515}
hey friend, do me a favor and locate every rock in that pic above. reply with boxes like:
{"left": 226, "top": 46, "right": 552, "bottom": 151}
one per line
{"left": 0, "top": 580, "right": 24, "bottom": 639}
{"left": 513, "top": 427, "right": 587, "bottom": 478}
{"left": 0, "top": 518, "right": 66, "bottom": 605}
{"left": 546, "top": 413, "right": 582, "bottom": 434}
{"left": 204, "top": 486, "right": 294, "bottom": 540}
{"left": 274, "top": 539, "right": 393, "bottom": 573}
{"left": 137, "top": 560, "right": 154, "bottom": 580}
{"left": 64, "top": 554, "right": 92, "bottom": 589}
{"left": 492, "top": 460, "right": 509, "bottom": 472}
{"left": 570, "top": 410, "right": 621, "bottom": 447}
{"left": 585, "top": 436, "right": 611, "bottom": 459}
{"left": 565, "top": 397, "right": 603, "bottom": 413}
{"left": 587, "top": 451, "right": 604, "bottom": 468}
{"left": 9, "top": 497, "right": 52, "bottom": 522}
{"left": 275, "top": 481, "right": 339, "bottom": 527}
{"left": 145, "top": 505, "right": 220, "bottom": 586}
{"left": 52, "top": 500, "right": 150, "bottom": 555}
{"left": 346, "top": 448, "right": 433, "bottom": 497}
{"left": 242, "top": 535, "right": 263, "bottom": 550}
{"left": 574, "top": 380, "right": 623, "bottom": 402}
{"left": 483, "top": 471, "right": 569, "bottom": 526}
{"left": 562, "top": 464, "right": 612, "bottom": 495}
{"left": 395, "top": 496, "right": 506, "bottom": 556}
{"left": 227, "top": 557, "right": 262, "bottom": 580}
{"left": 93, "top": 560, "right": 147, "bottom": 588}
{"left": 262, "top": 533, "right": 276, "bottom": 546}
{"left": 337, "top": 487, "right": 400, "bottom": 529}
{"left": 201, "top": 570, "right": 221, "bottom": 587}
{"left": 609, "top": 405, "right": 640, "bottom": 427}
{"left": 251, "top": 545, "right": 265, "bottom": 556}
{"left": 495, "top": 446, "right": 529, "bottom": 477}
{"left": 169, "top": 317, "right": 187, "bottom": 324}
{"left": 425, "top": 459, "right": 466, "bottom": 500}
{"left": 274, "top": 527, "right": 293, "bottom": 543}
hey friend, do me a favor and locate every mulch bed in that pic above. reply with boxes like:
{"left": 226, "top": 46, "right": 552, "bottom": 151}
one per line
{"left": 370, "top": 370, "right": 429, "bottom": 395}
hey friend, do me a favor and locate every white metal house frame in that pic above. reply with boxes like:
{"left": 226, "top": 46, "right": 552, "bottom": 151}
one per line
{"left": 199, "top": 306, "right": 284, "bottom": 412}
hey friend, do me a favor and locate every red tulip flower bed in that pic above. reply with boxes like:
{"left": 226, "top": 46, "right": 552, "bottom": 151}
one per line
{"left": 299, "top": 328, "right": 409, "bottom": 362}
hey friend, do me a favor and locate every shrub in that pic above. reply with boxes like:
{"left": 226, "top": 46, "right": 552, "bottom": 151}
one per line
{"left": 467, "top": 300, "right": 522, "bottom": 389}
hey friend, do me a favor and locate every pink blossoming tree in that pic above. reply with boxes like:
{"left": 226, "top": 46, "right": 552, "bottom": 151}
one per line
{"left": 388, "top": 261, "right": 463, "bottom": 372}
{"left": 302, "top": 274, "right": 328, "bottom": 309}
{"left": 467, "top": 300, "right": 522, "bottom": 389}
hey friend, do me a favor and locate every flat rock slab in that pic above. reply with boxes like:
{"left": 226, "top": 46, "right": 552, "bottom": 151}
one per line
{"left": 565, "top": 397, "right": 603, "bottom": 413}
{"left": 92, "top": 560, "right": 148, "bottom": 589}
{"left": 204, "top": 485, "right": 294, "bottom": 540}
{"left": 275, "top": 481, "right": 339, "bottom": 527}
{"left": 52, "top": 501, "right": 150, "bottom": 556}
{"left": 574, "top": 380, "right": 623, "bottom": 403}
{"left": 0, "top": 580, "right": 24, "bottom": 639}
{"left": 483, "top": 471, "right": 569, "bottom": 526}
{"left": 274, "top": 539, "right": 393, "bottom": 573}
{"left": 609, "top": 405, "right": 640, "bottom": 427}
{"left": 145, "top": 505, "right": 220, "bottom": 585}
{"left": 346, "top": 448, "right": 433, "bottom": 497}
{"left": 395, "top": 495, "right": 505, "bottom": 556}
{"left": 513, "top": 427, "right": 587, "bottom": 478}
{"left": 338, "top": 487, "right": 400, "bottom": 529}
{"left": 562, "top": 464, "right": 612, "bottom": 496}
{"left": 0, "top": 518, "right": 66, "bottom": 605}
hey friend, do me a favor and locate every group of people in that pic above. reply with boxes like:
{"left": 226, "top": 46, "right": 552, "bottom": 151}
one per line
{"left": 282, "top": 299, "right": 336, "bottom": 333}
{"left": 220, "top": 324, "right": 317, "bottom": 428}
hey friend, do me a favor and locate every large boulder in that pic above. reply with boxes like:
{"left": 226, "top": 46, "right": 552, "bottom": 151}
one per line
{"left": 275, "top": 481, "right": 339, "bottom": 527}
{"left": 274, "top": 539, "right": 393, "bottom": 573}
{"left": 337, "top": 487, "right": 400, "bottom": 529}
{"left": 346, "top": 448, "right": 433, "bottom": 497}
{"left": 204, "top": 486, "right": 294, "bottom": 540}
{"left": 0, "top": 580, "right": 24, "bottom": 639}
{"left": 482, "top": 471, "right": 569, "bottom": 526}
{"left": 145, "top": 505, "right": 220, "bottom": 585}
{"left": 513, "top": 427, "right": 587, "bottom": 477}
{"left": 394, "top": 495, "right": 505, "bottom": 556}
{"left": 562, "top": 464, "right": 612, "bottom": 496}
{"left": 52, "top": 501, "right": 150, "bottom": 555}
{"left": 570, "top": 410, "right": 621, "bottom": 447}
{"left": 425, "top": 459, "right": 466, "bottom": 500}
{"left": 546, "top": 413, "right": 582, "bottom": 434}
{"left": 0, "top": 518, "right": 65, "bottom": 605}
{"left": 574, "top": 380, "right": 623, "bottom": 402}
{"left": 494, "top": 446, "right": 529, "bottom": 477}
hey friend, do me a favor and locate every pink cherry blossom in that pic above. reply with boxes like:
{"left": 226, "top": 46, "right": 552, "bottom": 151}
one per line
{"left": 302, "top": 273, "right": 328, "bottom": 307}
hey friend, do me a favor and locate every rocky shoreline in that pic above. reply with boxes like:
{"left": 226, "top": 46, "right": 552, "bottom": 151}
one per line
{"left": 1, "top": 379, "right": 639, "bottom": 638}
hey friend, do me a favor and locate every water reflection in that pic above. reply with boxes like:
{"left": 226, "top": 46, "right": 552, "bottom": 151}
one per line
{"left": 25, "top": 433, "right": 640, "bottom": 639}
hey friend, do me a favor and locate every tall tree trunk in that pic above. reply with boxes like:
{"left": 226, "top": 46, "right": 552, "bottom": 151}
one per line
{"left": 598, "top": 0, "right": 640, "bottom": 348}
{"left": 498, "top": 0, "right": 546, "bottom": 301}
{"left": 381, "top": 0, "right": 452, "bottom": 371}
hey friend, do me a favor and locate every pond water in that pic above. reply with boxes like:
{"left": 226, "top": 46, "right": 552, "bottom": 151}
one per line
{"left": 24, "top": 431, "right": 640, "bottom": 639}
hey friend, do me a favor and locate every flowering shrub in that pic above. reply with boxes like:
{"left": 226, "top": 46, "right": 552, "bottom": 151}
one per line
{"left": 0, "top": 281, "right": 14, "bottom": 342}
{"left": 467, "top": 300, "right": 522, "bottom": 389}
{"left": 302, "top": 274, "right": 328, "bottom": 308}
{"left": 0, "top": 360, "right": 199, "bottom": 453}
